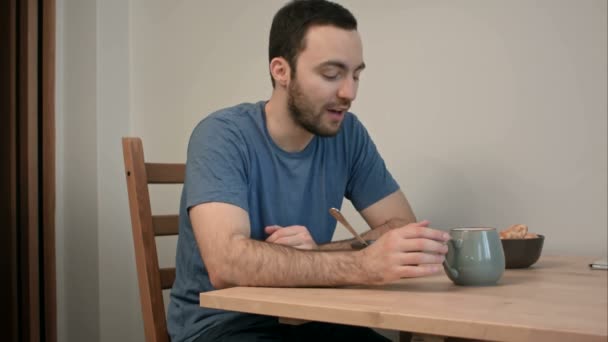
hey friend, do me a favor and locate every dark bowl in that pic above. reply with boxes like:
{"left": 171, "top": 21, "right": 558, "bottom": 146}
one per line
{"left": 350, "top": 240, "right": 375, "bottom": 250}
{"left": 501, "top": 234, "right": 545, "bottom": 269}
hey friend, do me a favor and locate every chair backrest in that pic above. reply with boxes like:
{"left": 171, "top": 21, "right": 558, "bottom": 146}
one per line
{"left": 122, "top": 137, "right": 185, "bottom": 342}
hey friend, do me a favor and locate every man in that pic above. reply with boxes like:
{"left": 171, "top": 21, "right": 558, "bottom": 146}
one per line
{"left": 168, "top": 1, "right": 450, "bottom": 341}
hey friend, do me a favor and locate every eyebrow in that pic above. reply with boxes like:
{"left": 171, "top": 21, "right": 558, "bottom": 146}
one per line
{"left": 317, "top": 60, "right": 366, "bottom": 72}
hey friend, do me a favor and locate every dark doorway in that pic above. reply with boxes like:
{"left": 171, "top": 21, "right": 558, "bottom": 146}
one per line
{"left": 0, "top": 0, "right": 56, "bottom": 341}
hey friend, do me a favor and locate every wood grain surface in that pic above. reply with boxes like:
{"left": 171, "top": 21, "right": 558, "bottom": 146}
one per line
{"left": 200, "top": 255, "right": 607, "bottom": 342}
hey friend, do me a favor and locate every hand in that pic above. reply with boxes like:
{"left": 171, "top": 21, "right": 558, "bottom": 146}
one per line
{"left": 265, "top": 225, "right": 318, "bottom": 250}
{"left": 359, "top": 220, "right": 450, "bottom": 284}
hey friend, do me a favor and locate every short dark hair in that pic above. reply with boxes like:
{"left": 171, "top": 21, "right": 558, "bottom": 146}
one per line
{"left": 268, "top": 0, "right": 358, "bottom": 87}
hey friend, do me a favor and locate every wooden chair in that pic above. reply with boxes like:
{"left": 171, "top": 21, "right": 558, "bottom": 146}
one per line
{"left": 122, "top": 137, "right": 185, "bottom": 342}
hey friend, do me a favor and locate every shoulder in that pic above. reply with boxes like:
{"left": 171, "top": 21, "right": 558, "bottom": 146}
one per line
{"left": 339, "top": 111, "right": 371, "bottom": 141}
{"left": 342, "top": 111, "right": 366, "bottom": 130}
{"left": 334, "top": 112, "right": 379, "bottom": 165}
{"left": 189, "top": 102, "right": 263, "bottom": 146}
{"left": 194, "top": 102, "right": 262, "bottom": 133}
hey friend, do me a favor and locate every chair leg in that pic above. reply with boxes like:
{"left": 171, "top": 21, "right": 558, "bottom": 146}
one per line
{"left": 399, "top": 331, "right": 413, "bottom": 342}
{"left": 409, "top": 333, "right": 440, "bottom": 342}
{"left": 406, "top": 334, "right": 483, "bottom": 342}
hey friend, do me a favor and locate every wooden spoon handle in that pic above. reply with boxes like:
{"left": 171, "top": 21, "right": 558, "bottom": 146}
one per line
{"left": 329, "top": 208, "right": 368, "bottom": 246}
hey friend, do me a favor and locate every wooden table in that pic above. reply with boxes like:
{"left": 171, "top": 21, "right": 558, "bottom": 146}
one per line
{"left": 199, "top": 255, "right": 607, "bottom": 341}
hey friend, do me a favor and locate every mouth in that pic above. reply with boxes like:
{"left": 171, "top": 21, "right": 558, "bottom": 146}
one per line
{"left": 326, "top": 107, "right": 348, "bottom": 120}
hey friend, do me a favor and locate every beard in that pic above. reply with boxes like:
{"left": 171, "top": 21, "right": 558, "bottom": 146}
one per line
{"left": 287, "top": 80, "right": 346, "bottom": 137}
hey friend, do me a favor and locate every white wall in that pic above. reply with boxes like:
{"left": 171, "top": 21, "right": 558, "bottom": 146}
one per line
{"left": 56, "top": 0, "right": 101, "bottom": 341}
{"left": 57, "top": 0, "right": 143, "bottom": 341}
{"left": 349, "top": 0, "right": 608, "bottom": 255}
{"left": 56, "top": 1, "right": 607, "bottom": 341}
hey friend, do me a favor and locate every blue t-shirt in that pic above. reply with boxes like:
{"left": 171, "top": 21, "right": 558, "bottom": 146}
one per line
{"left": 167, "top": 101, "right": 399, "bottom": 342}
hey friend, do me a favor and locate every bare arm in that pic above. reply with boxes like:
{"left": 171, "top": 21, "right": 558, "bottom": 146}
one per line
{"left": 192, "top": 202, "right": 366, "bottom": 288}
{"left": 191, "top": 201, "right": 448, "bottom": 289}
{"left": 360, "top": 190, "right": 417, "bottom": 239}
{"left": 317, "top": 190, "right": 417, "bottom": 250}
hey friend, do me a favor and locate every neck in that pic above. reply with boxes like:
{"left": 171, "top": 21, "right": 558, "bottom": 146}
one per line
{"left": 264, "top": 93, "right": 314, "bottom": 153}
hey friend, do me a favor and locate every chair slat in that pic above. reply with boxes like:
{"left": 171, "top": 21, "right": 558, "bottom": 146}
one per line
{"left": 146, "top": 163, "right": 185, "bottom": 184}
{"left": 160, "top": 268, "right": 176, "bottom": 290}
{"left": 123, "top": 137, "right": 171, "bottom": 342}
{"left": 152, "top": 215, "right": 179, "bottom": 236}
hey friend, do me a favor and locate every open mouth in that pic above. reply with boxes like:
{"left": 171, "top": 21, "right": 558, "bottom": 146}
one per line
{"left": 326, "top": 110, "right": 344, "bottom": 122}
{"left": 326, "top": 108, "right": 347, "bottom": 118}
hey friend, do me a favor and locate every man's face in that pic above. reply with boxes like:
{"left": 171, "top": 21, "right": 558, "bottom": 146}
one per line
{"left": 287, "top": 25, "right": 365, "bottom": 137}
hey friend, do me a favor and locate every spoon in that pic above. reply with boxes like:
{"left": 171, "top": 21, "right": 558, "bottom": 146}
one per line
{"left": 329, "top": 208, "right": 369, "bottom": 246}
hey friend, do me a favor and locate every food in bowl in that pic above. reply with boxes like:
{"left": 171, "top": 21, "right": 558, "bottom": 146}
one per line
{"left": 499, "top": 224, "right": 528, "bottom": 239}
{"left": 499, "top": 224, "right": 544, "bottom": 268}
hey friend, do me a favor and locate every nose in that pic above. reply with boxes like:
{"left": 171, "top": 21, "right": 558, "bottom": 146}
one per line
{"left": 337, "top": 77, "right": 358, "bottom": 102}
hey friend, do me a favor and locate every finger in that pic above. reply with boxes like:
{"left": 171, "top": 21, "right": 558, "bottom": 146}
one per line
{"left": 264, "top": 225, "right": 282, "bottom": 235}
{"left": 397, "top": 264, "right": 443, "bottom": 278}
{"left": 268, "top": 227, "right": 302, "bottom": 239}
{"left": 265, "top": 228, "right": 285, "bottom": 243}
{"left": 393, "top": 220, "right": 430, "bottom": 230}
{"left": 272, "top": 236, "right": 299, "bottom": 246}
{"left": 398, "top": 226, "right": 450, "bottom": 242}
{"left": 412, "top": 220, "right": 430, "bottom": 227}
{"left": 399, "top": 238, "right": 449, "bottom": 254}
{"left": 266, "top": 230, "right": 294, "bottom": 243}
{"left": 265, "top": 226, "right": 300, "bottom": 243}
{"left": 398, "top": 252, "right": 445, "bottom": 266}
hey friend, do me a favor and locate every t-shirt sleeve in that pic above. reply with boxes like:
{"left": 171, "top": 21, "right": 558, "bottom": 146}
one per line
{"left": 184, "top": 115, "right": 249, "bottom": 212}
{"left": 344, "top": 116, "right": 399, "bottom": 211}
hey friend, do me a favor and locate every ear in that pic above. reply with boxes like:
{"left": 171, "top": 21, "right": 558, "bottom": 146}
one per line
{"left": 269, "top": 57, "right": 291, "bottom": 88}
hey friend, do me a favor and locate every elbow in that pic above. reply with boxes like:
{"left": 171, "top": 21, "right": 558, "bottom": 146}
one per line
{"left": 204, "top": 236, "right": 247, "bottom": 289}
{"left": 207, "top": 267, "right": 234, "bottom": 290}
{"left": 208, "top": 268, "right": 231, "bottom": 289}
{"left": 206, "top": 255, "right": 239, "bottom": 289}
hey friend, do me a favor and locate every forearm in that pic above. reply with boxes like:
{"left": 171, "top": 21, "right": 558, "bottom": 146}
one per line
{"left": 318, "top": 217, "right": 414, "bottom": 251}
{"left": 211, "top": 235, "right": 367, "bottom": 288}
{"left": 317, "top": 238, "right": 356, "bottom": 250}
{"left": 363, "top": 217, "right": 413, "bottom": 240}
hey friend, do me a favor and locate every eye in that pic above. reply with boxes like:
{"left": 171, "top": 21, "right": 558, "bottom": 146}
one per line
{"left": 322, "top": 73, "right": 340, "bottom": 80}
{"left": 320, "top": 67, "right": 342, "bottom": 80}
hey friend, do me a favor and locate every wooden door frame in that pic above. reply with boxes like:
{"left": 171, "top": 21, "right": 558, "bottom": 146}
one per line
{"left": 1, "top": 0, "right": 56, "bottom": 341}
{"left": 0, "top": 0, "right": 20, "bottom": 339}
{"left": 41, "top": 0, "right": 57, "bottom": 341}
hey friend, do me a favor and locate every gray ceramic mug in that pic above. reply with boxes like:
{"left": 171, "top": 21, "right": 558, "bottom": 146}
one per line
{"left": 443, "top": 227, "right": 505, "bottom": 286}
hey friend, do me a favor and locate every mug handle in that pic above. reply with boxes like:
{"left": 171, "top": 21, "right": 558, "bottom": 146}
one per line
{"left": 443, "top": 239, "right": 462, "bottom": 279}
